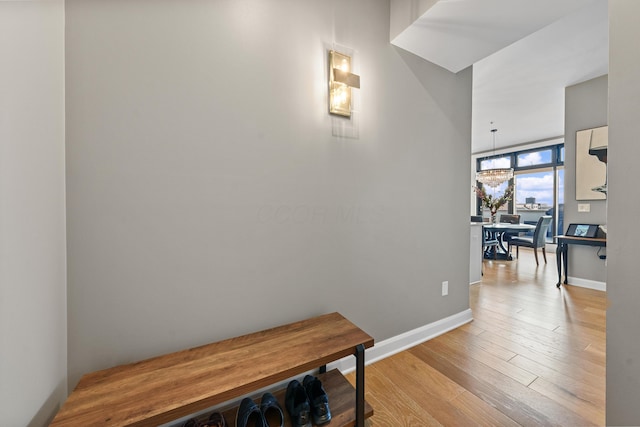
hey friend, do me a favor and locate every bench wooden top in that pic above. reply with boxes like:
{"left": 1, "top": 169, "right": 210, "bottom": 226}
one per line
{"left": 51, "top": 312, "right": 374, "bottom": 426}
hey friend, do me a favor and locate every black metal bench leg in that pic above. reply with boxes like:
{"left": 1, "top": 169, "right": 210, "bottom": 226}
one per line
{"left": 355, "top": 343, "right": 365, "bottom": 427}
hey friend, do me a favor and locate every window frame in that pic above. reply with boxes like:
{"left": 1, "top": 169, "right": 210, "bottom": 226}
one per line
{"left": 476, "top": 143, "right": 565, "bottom": 237}
{"left": 476, "top": 144, "right": 564, "bottom": 175}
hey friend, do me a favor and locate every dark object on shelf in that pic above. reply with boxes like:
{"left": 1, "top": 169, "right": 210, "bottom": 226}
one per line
{"left": 236, "top": 397, "right": 266, "bottom": 427}
{"left": 285, "top": 380, "right": 312, "bottom": 427}
{"left": 303, "top": 375, "right": 332, "bottom": 425}
{"left": 208, "top": 412, "right": 227, "bottom": 427}
{"left": 260, "top": 392, "right": 284, "bottom": 427}
{"left": 183, "top": 413, "right": 226, "bottom": 427}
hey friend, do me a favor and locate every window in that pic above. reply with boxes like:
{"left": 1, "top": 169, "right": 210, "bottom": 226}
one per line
{"left": 515, "top": 168, "right": 557, "bottom": 240}
{"left": 556, "top": 168, "right": 565, "bottom": 235}
{"left": 517, "top": 149, "right": 552, "bottom": 167}
{"left": 480, "top": 156, "right": 511, "bottom": 170}
{"left": 515, "top": 169, "right": 554, "bottom": 209}
{"left": 476, "top": 143, "right": 564, "bottom": 238}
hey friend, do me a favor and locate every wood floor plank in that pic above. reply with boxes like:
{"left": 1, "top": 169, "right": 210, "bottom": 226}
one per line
{"left": 355, "top": 364, "right": 444, "bottom": 427}
{"left": 502, "top": 294, "right": 604, "bottom": 327}
{"left": 371, "top": 351, "right": 467, "bottom": 402}
{"left": 509, "top": 354, "right": 605, "bottom": 408}
{"left": 347, "top": 249, "right": 605, "bottom": 426}
{"left": 348, "top": 360, "right": 478, "bottom": 426}
{"left": 450, "top": 390, "right": 521, "bottom": 427}
{"left": 475, "top": 329, "right": 605, "bottom": 389}
{"left": 585, "top": 342, "right": 606, "bottom": 358}
{"left": 434, "top": 332, "right": 537, "bottom": 386}
{"left": 487, "top": 326, "right": 605, "bottom": 377}
{"left": 471, "top": 307, "right": 606, "bottom": 370}
{"left": 408, "top": 342, "right": 575, "bottom": 427}
{"left": 554, "top": 322, "right": 606, "bottom": 342}
{"left": 529, "top": 377, "right": 604, "bottom": 425}
{"left": 441, "top": 326, "right": 517, "bottom": 361}
{"left": 458, "top": 321, "right": 485, "bottom": 336}
{"left": 370, "top": 357, "right": 488, "bottom": 426}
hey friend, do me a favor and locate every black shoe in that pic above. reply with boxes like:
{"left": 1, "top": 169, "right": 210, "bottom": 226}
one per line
{"left": 260, "top": 392, "right": 284, "bottom": 427}
{"left": 285, "top": 380, "right": 312, "bottom": 427}
{"left": 183, "top": 418, "right": 204, "bottom": 427}
{"left": 208, "top": 412, "right": 227, "bottom": 427}
{"left": 236, "top": 397, "right": 266, "bottom": 427}
{"left": 303, "top": 375, "right": 332, "bottom": 425}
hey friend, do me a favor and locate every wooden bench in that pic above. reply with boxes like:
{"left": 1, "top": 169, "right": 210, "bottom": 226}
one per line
{"left": 51, "top": 312, "right": 374, "bottom": 426}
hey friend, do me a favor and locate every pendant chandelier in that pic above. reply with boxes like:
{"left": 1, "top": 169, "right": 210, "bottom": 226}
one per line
{"left": 476, "top": 128, "right": 513, "bottom": 188}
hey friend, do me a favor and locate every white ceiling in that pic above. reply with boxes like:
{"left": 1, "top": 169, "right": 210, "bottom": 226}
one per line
{"left": 391, "top": 0, "right": 609, "bottom": 153}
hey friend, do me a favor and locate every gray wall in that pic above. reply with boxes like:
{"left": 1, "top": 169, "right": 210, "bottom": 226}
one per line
{"left": 389, "top": 0, "right": 439, "bottom": 40}
{"left": 607, "top": 1, "right": 640, "bottom": 424}
{"left": 564, "top": 75, "right": 608, "bottom": 285}
{"left": 66, "top": 0, "right": 472, "bottom": 388}
{"left": 0, "top": 1, "right": 67, "bottom": 426}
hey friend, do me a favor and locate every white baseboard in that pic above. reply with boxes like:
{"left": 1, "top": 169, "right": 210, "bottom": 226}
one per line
{"left": 566, "top": 276, "right": 607, "bottom": 291}
{"left": 326, "top": 309, "right": 473, "bottom": 374}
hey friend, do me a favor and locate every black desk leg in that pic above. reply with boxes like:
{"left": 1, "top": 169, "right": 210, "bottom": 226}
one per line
{"left": 563, "top": 243, "right": 569, "bottom": 285}
{"left": 556, "top": 242, "right": 569, "bottom": 287}
{"left": 556, "top": 242, "right": 563, "bottom": 287}
{"left": 319, "top": 365, "right": 326, "bottom": 374}
{"left": 355, "top": 344, "right": 365, "bottom": 427}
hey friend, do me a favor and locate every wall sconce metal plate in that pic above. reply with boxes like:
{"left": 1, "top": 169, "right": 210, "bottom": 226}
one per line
{"left": 329, "top": 50, "right": 360, "bottom": 118}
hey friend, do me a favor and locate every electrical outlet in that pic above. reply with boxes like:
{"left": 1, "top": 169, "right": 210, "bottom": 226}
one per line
{"left": 442, "top": 281, "right": 449, "bottom": 296}
{"left": 578, "top": 203, "right": 591, "bottom": 212}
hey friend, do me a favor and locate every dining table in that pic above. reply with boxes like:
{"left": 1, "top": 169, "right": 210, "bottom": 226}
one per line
{"left": 482, "top": 222, "right": 536, "bottom": 260}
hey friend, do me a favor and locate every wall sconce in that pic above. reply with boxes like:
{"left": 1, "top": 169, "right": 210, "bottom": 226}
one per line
{"left": 328, "top": 50, "right": 360, "bottom": 118}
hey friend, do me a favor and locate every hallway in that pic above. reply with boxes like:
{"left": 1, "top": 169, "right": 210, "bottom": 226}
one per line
{"left": 349, "top": 249, "right": 606, "bottom": 426}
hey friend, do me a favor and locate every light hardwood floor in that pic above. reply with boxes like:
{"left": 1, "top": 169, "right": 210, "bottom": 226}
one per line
{"left": 347, "top": 248, "right": 606, "bottom": 426}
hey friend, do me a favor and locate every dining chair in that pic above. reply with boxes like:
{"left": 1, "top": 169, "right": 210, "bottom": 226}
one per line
{"left": 499, "top": 214, "right": 521, "bottom": 255}
{"left": 508, "top": 215, "right": 552, "bottom": 266}
{"left": 482, "top": 228, "right": 499, "bottom": 260}
{"left": 479, "top": 230, "right": 499, "bottom": 276}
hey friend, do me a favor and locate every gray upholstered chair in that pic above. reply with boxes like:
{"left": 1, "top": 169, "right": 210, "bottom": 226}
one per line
{"left": 499, "top": 214, "right": 521, "bottom": 255}
{"left": 508, "top": 215, "right": 552, "bottom": 266}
